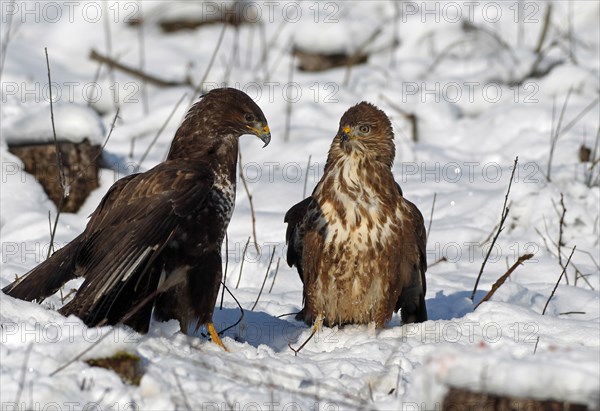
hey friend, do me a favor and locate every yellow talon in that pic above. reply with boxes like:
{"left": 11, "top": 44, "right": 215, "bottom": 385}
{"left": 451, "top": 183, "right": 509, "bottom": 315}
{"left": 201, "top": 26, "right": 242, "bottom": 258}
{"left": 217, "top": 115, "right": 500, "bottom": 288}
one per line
{"left": 312, "top": 313, "right": 323, "bottom": 335}
{"left": 207, "top": 322, "right": 228, "bottom": 351}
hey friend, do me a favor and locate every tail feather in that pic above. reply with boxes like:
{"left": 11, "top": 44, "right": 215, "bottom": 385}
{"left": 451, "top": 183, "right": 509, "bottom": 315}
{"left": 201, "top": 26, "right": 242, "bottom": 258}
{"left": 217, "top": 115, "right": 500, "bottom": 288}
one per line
{"left": 2, "top": 235, "right": 82, "bottom": 302}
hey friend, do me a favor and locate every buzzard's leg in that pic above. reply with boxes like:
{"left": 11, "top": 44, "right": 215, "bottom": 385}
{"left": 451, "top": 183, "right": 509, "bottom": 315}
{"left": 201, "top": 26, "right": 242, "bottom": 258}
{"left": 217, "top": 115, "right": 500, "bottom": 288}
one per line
{"left": 207, "top": 322, "right": 228, "bottom": 351}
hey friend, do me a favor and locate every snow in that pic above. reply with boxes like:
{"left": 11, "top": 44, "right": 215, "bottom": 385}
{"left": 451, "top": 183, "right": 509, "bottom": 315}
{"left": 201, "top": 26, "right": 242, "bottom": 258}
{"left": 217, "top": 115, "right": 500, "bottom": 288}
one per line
{"left": 2, "top": 103, "right": 105, "bottom": 145}
{"left": 1, "top": 1, "right": 599, "bottom": 410}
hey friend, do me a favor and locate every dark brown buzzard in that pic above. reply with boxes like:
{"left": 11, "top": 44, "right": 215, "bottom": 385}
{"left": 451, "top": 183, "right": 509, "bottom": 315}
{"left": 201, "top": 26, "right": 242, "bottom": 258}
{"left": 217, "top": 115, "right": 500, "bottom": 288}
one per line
{"left": 3, "top": 88, "right": 271, "bottom": 347}
{"left": 285, "top": 102, "right": 427, "bottom": 328}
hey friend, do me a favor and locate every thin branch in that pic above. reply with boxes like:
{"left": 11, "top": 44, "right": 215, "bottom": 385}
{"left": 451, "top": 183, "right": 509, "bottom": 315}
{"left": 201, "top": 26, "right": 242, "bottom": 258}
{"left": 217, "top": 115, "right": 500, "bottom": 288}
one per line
{"left": 289, "top": 321, "right": 320, "bottom": 357}
{"left": 102, "top": 2, "right": 119, "bottom": 114}
{"left": 283, "top": 51, "right": 295, "bottom": 142}
{"left": 557, "top": 97, "right": 599, "bottom": 139}
{"left": 45, "top": 48, "right": 67, "bottom": 259}
{"left": 89, "top": 49, "right": 189, "bottom": 88}
{"left": 250, "top": 245, "right": 276, "bottom": 311}
{"left": 542, "top": 246, "right": 576, "bottom": 315}
{"left": 14, "top": 343, "right": 33, "bottom": 406}
{"left": 219, "top": 232, "right": 228, "bottom": 310}
{"left": 428, "top": 256, "right": 447, "bottom": 268}
{"left": 470, "top": 157, "right": 518, "bottom": 301}
{"left": 547, "top": 88, "right": 572, "bottom": 182}
{"left": 475, "top": 253, "right": 534, "bottom": 309}
{"left": 174, "top": 372, "right": 191, "bottom": 411}
{"left": 235, "top": 236, "right": 251, "bottom": 289}
{"left": 302, "top": 155, "right": 312, "bottom": 198}
{"left": 217, "top": 281, "right": 245, "bottom": 336}
{"left": 190, "top": 23, "right": 227, "bottom": 103}
{"left": 343, "top": 27, "right": 382, "bottom": 87}
{"left": 426, "top": 193, "right": 437, "bottom": 245}
{"left": 557, "top": 193, "right": 567, "bottom": 283}
{"left": 238, "top": 149, "right": 260, "bottom": 253}
{"left": 268, "top": 257, "right": 281, "bottom": 293}
{"left": 380, "top": 94, "right": 418, "bottom": 142}
{"left": 0, "top": 0, "right": 15, "bottom": 80}
{"left": 534, "top": 2, "right": 552, "bottom": 54}
{"left": 137, "top": 3, "right": 149, "bottom": 115}
{"left": 136, "top": 92, "right": 187, "bottom": 171}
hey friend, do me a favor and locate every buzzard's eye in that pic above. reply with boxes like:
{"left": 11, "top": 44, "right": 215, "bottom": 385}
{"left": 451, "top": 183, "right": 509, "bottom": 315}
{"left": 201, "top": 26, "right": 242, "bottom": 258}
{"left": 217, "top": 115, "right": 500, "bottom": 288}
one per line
{"left": 359, "top": 125, "right": 370, "bottom": 134}
{"left": 245, "top": 113, "right": 255, "bottom": 122}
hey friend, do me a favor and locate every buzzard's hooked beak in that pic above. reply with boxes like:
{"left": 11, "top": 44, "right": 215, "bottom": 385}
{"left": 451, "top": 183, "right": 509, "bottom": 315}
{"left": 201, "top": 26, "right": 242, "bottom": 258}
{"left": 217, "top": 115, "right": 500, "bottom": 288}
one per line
{"left": 340, "top": 126, "right": 352, "bottom": 145}
{"left": 249, "top": 124, "right": 271, "bottom": 147}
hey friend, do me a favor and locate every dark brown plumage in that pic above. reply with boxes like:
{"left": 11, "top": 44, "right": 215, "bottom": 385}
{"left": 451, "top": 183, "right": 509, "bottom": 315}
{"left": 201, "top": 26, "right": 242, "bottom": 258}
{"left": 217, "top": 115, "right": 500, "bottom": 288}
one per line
{"left": 285, "top": 102, "right": 427, "bottom": 327}
{"left": 3, "top": 88, "right": 271, "bottom": 337}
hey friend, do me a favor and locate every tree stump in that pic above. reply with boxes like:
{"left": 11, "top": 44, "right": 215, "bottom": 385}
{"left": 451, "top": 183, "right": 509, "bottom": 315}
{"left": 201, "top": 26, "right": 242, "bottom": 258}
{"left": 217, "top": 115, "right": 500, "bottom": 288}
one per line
{"left": 443, "top": 387, "right": 590, "bottom": 411}
{"left": 8, "top": 139, "right": 101, "bottom": 213}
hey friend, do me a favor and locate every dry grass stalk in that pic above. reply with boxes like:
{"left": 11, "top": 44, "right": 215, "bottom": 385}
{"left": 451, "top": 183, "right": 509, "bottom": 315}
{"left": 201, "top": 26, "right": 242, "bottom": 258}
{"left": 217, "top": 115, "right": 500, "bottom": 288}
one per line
{"left": 238, "top": 149, "right": 260, "bottom": 253}
{"left": 470, "top": 157, "right": 518, "bottom": 301}
{"left": 235, "top": 236, "right": 251, "bottom": 289}
{"left": 475, "top": 253, "right": 534, "bottom": 309}
{"left": 250, "top": 245, "right": 276, "bottom": 311}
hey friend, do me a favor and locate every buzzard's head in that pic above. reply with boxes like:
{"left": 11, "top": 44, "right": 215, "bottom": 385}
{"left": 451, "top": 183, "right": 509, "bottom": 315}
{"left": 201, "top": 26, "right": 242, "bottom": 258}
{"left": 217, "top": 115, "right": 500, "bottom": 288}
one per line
{"left": 335, "top": 102, "right": 395, "bottom": 167}
{"left": 169, "top": 88, "right": 271, "bottom": 159}
{"left": 203, "top": 88, "right": 271, "bottom": 147}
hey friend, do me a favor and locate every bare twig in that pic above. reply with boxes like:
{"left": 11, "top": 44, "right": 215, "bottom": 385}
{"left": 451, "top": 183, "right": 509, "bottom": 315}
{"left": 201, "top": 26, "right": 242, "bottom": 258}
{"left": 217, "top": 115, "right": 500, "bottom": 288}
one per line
{"left": 245, "top": 24, "right": 255, "bottom": 69}
{"left": 558, "top": 311, "right": 585, "bottom": 316}
{"left": 475, "top": 253, "right": 534, "bottom": 309}
{"left": 557, "top": 193, "right": 567, "bottom": 283}
{"left": 223, "top": 25, "right": 240, "bottom": 85}
{"left": 547, "top": 88, "right": 572, "bottom": 182}
{"left": 535, "top": 226, "right": 595, "bottom": 291}
{"left": 268, "top": 257, "right": 281, "bottom": 293}
{"left": 102, "top": 2, "right": 119, "bottom": 114}
{"left": 217, "top": 281, "right": 245, "bottom": 336}
{"left": 535, "top": 2, "right": 552, "bottom": 54}
{"left": 220, "top": 232, "right": 228, "bottom": 310}
{"left": 254, "top": 20, "right": 287, "bottom": 75}
{"left": 344, "top": 27, "right": 382, "bottom": 87}
{"left": 428, "top": 256, "right": 447, "bottom": 268}
{"left": 238, "top": 149, "right": 260, "bottom": 253}
{"left": 250, "top": 245, "right": 276, "bottom": 311}
{"left": 557, "top": 97, "right": 599, "bottom": 139}
{"left": 426, "top": 193, "right": 437, "bottom": 245}
{"left": 137, "top": 3, "right": 149, "bottom": 115}
{"left": 45, "top": 48, "right": 67, "bottom": 259}
{"left": 0, "top": 0, "right": 15, "bottom": 80}
{"left": 190, "top": 23, "right": 227, "bottom": 103}
{"left": 302, "top": 155, "right": 312, "bottom": 198}
{"left": 389, "top": 2, "right": 401, "bottom": 68}
{"left": 380, "top": 94, "right": 418, "bottom": 142}
{"left": 90, "top": 49, "right": 189, "bottom": 88}
{"left": 235, "top": 236, "right": 251, "bottom": 289}
{"left": 542, "top": 246, "right": 576, "bottom": 316}
{"left": 288, "top": 319, "right": 320, "bottom": 357}
{"left": 283, "top": 51, "right": 295, "bottom": 142}
{"left": 174, "top": 372, "right": 191, "bottom": 411}
{"left": 470, "top": 157, "right": 518, "bottom": 301}
{"left": 14, "top": 343, "right": 33, "bottom": 406}
{"left": 136, "top": 92, "right": 187, "bottom": 171}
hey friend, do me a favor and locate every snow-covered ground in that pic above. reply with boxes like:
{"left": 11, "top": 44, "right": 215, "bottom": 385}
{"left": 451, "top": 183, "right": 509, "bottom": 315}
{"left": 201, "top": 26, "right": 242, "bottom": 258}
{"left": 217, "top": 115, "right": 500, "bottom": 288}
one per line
{"left": 1, "top": 1, "right": 599, "bottom": 409}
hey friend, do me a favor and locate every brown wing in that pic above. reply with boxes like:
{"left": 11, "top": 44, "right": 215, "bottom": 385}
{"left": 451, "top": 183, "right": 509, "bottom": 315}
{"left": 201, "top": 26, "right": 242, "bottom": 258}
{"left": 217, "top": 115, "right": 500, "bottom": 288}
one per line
{"left": 2, "top": 174, "right": 138, "bottom": 302}
{"left": 284, "top": 197, "right": 324, "bottom": 322}
{"left": 284, "top": 196, "right": 315, "bottom": 276}
{"left": 394, "top": 183, "right": 428, "bottom": 323}
{"left": 59, "top": 161, "right": 215, "bottom": 330}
